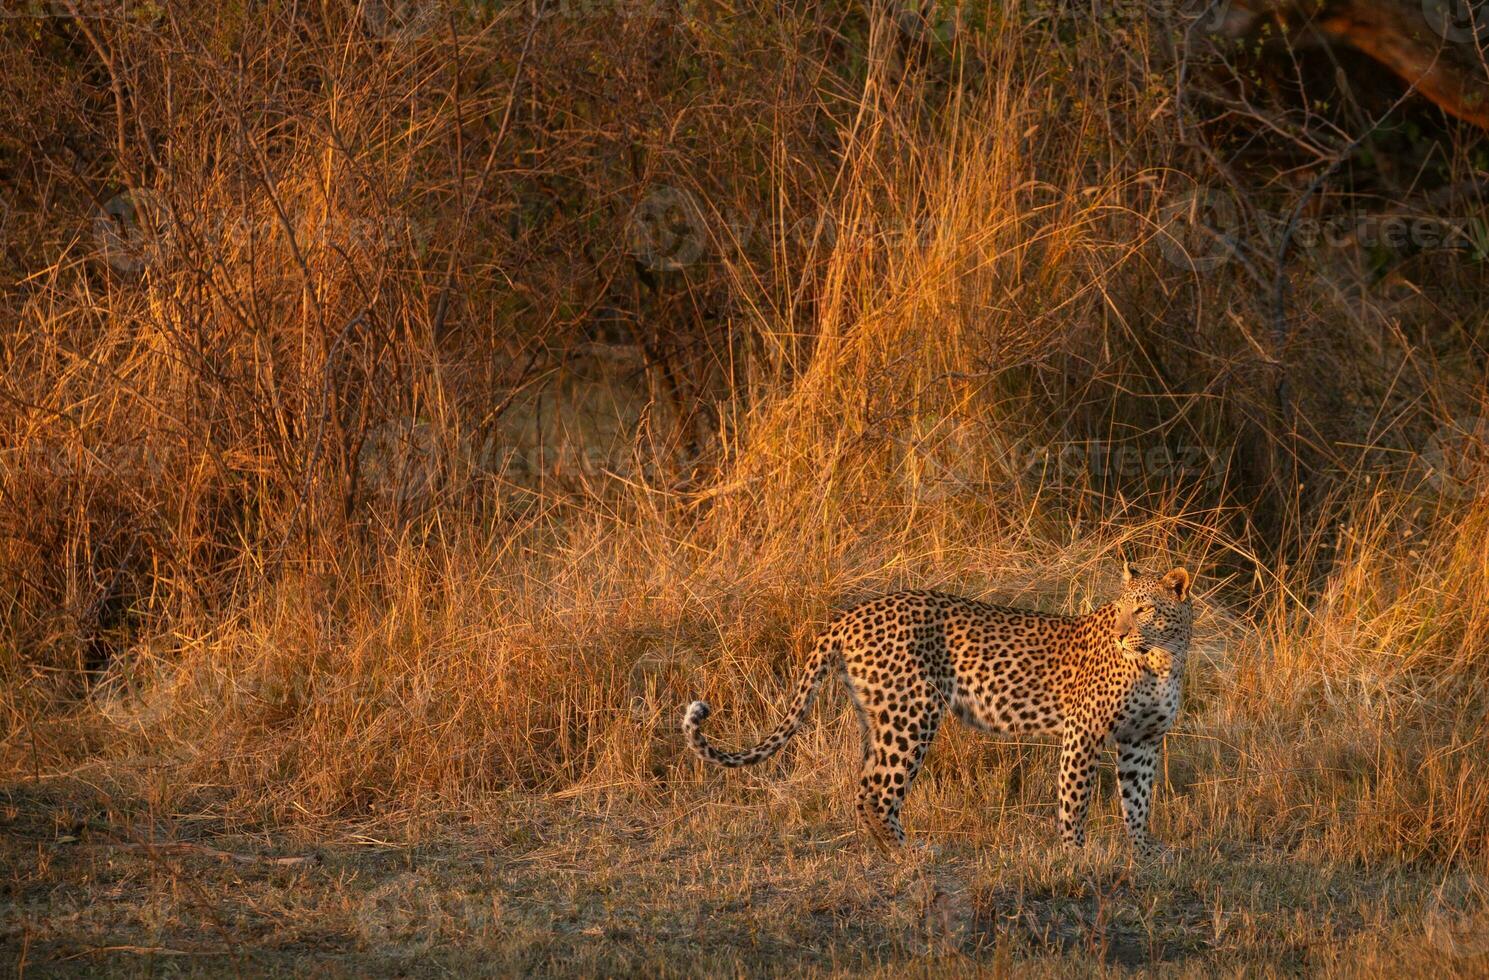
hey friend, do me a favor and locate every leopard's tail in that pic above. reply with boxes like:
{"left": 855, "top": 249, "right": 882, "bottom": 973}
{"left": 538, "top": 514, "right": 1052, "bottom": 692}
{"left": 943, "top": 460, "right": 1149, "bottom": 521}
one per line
{"left": 682, "top": 634, "right": 839, "bottom": 768}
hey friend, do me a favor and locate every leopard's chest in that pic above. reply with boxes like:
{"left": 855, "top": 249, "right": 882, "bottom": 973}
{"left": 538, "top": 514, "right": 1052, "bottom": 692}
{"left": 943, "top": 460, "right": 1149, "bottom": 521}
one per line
{"left": 1110, "top": 671, "right": 1181, "bottom": 743}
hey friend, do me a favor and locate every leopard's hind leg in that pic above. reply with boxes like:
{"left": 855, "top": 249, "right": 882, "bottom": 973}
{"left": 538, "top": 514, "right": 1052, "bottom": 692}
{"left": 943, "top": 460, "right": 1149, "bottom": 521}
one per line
{"left": 853, "top": 688, "right": 943, "bottom": 848}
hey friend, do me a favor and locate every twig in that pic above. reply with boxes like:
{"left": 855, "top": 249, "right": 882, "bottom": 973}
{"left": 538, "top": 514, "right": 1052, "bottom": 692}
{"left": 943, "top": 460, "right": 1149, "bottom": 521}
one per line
{"left": 59, "top": 944, "right": 231, "bottom": 961}
{"left": 1269, "top": 76, "right": 1426, "bottom": 428}
{"left": 430, "top": 3, "right": 542, "bottom": 339}
{"left": 91, "top": 840, "right": 320, "bottom": 866}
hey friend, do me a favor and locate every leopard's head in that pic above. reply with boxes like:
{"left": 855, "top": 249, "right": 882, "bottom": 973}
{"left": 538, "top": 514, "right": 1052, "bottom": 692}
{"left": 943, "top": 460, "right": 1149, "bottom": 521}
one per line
{"left": 1113, "top": 563, "right": 1194, "bottom": 663}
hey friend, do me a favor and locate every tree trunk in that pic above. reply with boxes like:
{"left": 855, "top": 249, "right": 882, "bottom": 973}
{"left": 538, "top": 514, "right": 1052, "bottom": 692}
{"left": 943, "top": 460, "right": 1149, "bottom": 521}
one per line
{"left": 1229, "top": 0, "right": 1489, "bottom": 129}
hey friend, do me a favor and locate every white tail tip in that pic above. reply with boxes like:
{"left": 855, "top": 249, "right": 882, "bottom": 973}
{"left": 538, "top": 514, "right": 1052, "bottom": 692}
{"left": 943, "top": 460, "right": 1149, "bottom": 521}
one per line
{"left": 683, "top": 700, "right": 711, "bottom": 728}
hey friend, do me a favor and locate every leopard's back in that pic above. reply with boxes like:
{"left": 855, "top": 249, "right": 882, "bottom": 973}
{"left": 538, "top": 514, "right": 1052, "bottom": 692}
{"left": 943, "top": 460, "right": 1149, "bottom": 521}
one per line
{"left": 828, "top": 590, "right": 1077, "bottom": 736}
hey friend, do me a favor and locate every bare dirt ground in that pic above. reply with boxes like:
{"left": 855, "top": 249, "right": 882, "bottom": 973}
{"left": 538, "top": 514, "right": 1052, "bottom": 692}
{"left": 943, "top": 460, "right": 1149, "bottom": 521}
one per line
{"left": 5, "top": 770, "right": 1487, "bottom": 977}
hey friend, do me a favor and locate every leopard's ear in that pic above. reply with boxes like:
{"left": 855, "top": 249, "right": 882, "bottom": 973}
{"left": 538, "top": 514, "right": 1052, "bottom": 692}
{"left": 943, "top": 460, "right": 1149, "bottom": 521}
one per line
{"left": 1122, "top": 562, "right": 1141, "bottom": 585}
{"left": 1161, "top": 567, "right": 1191, "bottom": 601}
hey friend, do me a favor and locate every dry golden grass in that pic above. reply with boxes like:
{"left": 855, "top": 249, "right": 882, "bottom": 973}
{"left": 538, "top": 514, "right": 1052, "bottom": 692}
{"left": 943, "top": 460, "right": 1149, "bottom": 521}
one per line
{"left": 3, "top": 1, "right": 1489, "bottom": 973}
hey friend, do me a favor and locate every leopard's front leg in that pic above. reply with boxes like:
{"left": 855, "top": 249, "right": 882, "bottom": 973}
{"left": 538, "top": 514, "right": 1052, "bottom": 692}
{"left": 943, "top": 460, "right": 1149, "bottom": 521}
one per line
{"left": 1057, "top": 728, "right": 1098, "bottom": 849}
{"left": 1117, "top": 736, "right": 1166, "bottom": 858}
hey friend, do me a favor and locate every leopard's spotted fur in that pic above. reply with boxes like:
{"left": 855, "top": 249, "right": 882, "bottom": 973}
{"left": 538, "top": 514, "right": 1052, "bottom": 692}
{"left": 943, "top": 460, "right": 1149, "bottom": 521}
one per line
{"left": 683, "top": 564, "right": 1194, "bottom": 855}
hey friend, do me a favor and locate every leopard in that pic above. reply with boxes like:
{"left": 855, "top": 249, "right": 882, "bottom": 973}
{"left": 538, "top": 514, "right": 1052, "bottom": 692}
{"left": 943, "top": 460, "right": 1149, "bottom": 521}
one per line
{"left": 682, "top": 563, "right": 1194, "bottom": 856}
